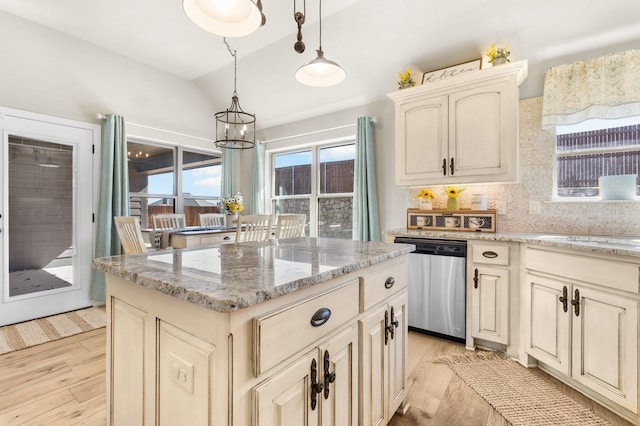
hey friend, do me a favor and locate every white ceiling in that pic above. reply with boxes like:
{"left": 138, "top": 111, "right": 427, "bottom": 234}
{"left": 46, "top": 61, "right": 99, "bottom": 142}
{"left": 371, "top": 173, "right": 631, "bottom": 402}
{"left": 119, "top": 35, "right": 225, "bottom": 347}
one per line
{"left": 1, "top": 0, "right": 640, "bottom": 128}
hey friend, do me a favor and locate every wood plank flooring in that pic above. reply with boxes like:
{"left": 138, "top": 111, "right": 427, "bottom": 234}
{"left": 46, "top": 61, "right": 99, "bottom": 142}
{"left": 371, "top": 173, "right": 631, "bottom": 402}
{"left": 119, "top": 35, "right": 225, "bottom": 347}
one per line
{"left": 0, "top": 328, "right": 633, "bottom": 425}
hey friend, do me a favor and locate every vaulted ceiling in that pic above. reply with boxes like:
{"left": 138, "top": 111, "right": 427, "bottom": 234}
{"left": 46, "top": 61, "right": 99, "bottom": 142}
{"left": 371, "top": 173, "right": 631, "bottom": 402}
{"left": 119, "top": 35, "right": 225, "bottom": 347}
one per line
{"left": 1, "top": 0, "right": 639, "bottom": 128}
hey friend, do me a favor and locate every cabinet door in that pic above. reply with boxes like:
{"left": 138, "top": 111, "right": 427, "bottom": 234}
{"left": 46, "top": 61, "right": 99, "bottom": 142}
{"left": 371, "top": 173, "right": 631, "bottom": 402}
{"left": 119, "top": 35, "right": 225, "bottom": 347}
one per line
{"left": 470, "top": 266, "right": 509, "bottom": 345}
{"left": 395, "top": 95, "right": 449, "bottom": 184}
{"left": 359, "top": 304, "right": 388, "bottom": 426}
{"left": 158, "top": 321, "right": 217, "bottom": 426}
{"left": 387, "top": 291, "right": 407, "bottom": 417}
{"left": 253, "top": 350, "right": 319, "bottom": 426}
{"left": 571, "top": 286, "right": 638, "bottom": 413}
{"left": 449, "top": 78, "right": 516, "bottom": 181}
{"left": 110, "top": 298, "right": 146, "bottom": 426}
{"left": 320, "top": 325, "right": 358, "bottom": 426}
{"left": 524, "top": 274, "right": 570, "bottom": 375}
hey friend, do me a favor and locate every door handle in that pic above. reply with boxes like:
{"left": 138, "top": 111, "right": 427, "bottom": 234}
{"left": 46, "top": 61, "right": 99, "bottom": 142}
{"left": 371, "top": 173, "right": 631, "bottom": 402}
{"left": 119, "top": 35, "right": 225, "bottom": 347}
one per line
{"left": 571, "top": 288, "right": 580, "bottom": 316}
{"left": 473, "top": 268, "right": 479, "bottom": 289}
{"left": 323, "top": 350, "right": 336, "bottom": 400}
{"left": 450, "top": 157, "right": 455, "bottom": 175}
{"left": 558, "top": 285, "right": 568, "bottom": 312}
{"left": 442, "top": 158, "right": 447, "bottom": 176}
{"left": 310, "top": 358, "right": 323, "bottom": 410}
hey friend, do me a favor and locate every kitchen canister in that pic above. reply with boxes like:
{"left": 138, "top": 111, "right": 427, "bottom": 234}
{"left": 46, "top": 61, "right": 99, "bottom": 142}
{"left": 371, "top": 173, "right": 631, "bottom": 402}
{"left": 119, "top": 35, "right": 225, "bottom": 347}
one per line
{"left": 471, "top": 193, "right": 488, "bottom": 210}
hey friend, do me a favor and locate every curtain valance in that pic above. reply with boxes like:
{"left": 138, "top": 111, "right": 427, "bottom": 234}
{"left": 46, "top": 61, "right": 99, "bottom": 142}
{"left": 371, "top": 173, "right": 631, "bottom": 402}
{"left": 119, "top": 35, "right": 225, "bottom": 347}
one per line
{"left": 542, "top": 49, "right": 640, "bottom": 129}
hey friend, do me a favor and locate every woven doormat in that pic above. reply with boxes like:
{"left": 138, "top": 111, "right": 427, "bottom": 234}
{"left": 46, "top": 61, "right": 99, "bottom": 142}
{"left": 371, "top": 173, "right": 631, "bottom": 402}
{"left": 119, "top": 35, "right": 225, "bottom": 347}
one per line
{"left": 438, "top": 352, "right": 611, "bottom": 426}
{"left": 0, "top": 307, "right": 106, "bottom": 355}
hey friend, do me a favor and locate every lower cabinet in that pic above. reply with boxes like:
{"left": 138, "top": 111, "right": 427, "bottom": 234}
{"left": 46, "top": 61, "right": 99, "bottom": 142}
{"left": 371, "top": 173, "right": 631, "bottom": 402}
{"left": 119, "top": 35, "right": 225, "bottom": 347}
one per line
{"left": 253, "top": 325, "right": 358, "bottom": 426}
{"left": 524, "top": 246, "right": 639, "bottom": 417}
{"left": 359, "top": 290, "right": 407, "bottom": 426}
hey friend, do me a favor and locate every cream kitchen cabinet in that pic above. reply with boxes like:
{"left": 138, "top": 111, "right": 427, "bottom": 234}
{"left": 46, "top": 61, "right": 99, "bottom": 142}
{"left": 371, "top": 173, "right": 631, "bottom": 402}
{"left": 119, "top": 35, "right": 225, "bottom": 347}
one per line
{"left": 388, "top": 61, "right": 527, "bottom": 186}
{"left": 359, "top": 290, "right": 407, "bottom": 426}
{"left": 524, "top": 246, "right": 639, "bottom": 417}
{"left": 253, "top": 325, "right": 358, "bottom": 426}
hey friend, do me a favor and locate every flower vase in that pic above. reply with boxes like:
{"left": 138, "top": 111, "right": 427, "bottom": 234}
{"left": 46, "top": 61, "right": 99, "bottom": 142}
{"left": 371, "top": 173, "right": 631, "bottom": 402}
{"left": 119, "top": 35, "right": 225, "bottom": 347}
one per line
{"left": 228, "top": 212, "right": 239, "bottom": 227}
{"left": 446, "top": 198, "right": 459, "bottom": 210}
{"left": 491, "top": 57, "right": 508, "bottom": 66}
{"left": 418, "top": 198, "right": 433, "bottom": 210}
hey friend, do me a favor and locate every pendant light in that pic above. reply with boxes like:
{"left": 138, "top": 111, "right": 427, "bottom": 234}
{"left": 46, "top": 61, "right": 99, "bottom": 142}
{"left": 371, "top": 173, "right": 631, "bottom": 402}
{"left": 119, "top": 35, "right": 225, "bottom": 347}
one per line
{"left": 215, "top": 39, "right": 256, "bottom": 150}
{"left": 295, "top": 0, "right": 345, "bottom": 87}
{"left": 182, "top": 0, "right": 264, "bottom": 37}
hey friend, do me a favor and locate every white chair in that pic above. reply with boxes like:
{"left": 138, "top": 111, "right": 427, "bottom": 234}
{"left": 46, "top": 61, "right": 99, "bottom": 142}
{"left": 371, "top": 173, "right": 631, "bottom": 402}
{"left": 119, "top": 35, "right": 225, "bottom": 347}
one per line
{"left": 114, "top": 216, "right": 147, "bottom": 254}
{"left": 152, "top": 213, "right": 186, "bottom": 231}
{"left": 275, "top": 214, "right": 306, "bottom": 239}
{"left": 199, "top": 213, "right": 226, "bottom": 228}
{"left": 235, "top": 215, "right": 272, "bottom": 243}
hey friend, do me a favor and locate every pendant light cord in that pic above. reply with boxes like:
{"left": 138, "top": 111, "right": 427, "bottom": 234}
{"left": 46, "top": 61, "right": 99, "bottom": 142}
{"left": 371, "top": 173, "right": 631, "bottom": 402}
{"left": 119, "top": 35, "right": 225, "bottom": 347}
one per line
{"left": 223, "top": 37, "right": 238, "bottom": 95}
{"left": 318, "top": 0, "right": 322, "bottom": 51}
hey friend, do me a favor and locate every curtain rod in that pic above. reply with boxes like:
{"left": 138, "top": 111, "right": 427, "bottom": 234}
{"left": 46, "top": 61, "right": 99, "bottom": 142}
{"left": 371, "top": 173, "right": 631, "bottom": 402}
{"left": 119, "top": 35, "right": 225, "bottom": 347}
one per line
{"left": 96, "top": 113, "right": 212, "bottom": 143}
{"left": 261, "top": 117, "right": 376, "bottom": 144}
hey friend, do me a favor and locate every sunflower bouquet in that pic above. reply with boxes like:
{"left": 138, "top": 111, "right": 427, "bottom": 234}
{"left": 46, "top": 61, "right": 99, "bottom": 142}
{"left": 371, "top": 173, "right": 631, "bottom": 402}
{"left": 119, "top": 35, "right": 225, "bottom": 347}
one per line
{"left": 221, "top": 192, "right": 244, "bottom": 214}
{"left": 416, "top": 189, "right": 435, "bottom": 200}
{"left": 443, "top": 185, "right": 465, "bottom": 210}
{"left": 397, "top": 67, "right": 416, "bottom": 89}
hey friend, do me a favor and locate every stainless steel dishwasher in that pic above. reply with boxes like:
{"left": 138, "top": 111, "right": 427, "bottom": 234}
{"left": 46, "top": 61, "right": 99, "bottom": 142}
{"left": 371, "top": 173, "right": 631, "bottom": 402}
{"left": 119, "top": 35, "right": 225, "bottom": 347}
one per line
{"left": 394, "top": 237, "right": 466, "bottom": 342}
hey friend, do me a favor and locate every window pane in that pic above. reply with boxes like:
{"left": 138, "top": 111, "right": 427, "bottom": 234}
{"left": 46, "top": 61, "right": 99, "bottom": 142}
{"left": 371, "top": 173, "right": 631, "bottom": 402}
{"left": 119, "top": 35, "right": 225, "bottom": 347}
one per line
{"left": 319, "top": 144, "right": 355, "bottom": 194}
{"left": 318, "top": 197, "right": 352, "bottom": 239}
{"left": 184, "top": 197, "right": 222, "bottom": 227}
{"left": 131, "top": 196, "right": 175, "bottom": 229}
{"left": 273, "top": 198, "right": 310, "bottom": 236}
{"left": 128, "top": 142, "right": 174, "bottom": 195}
{"left": 556, "top": 123, "right": 640, "bottom": 197}
{"left": 274, "top": 151, "right": 311, "bottom": 195}
{"left": 182, "top": 150, "right": 221, "bottom": 197}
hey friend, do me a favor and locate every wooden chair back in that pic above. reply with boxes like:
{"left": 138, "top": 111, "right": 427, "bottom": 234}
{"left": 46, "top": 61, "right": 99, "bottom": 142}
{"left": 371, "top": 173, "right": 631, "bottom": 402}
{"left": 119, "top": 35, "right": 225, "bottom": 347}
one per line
{"left": 275, "top": 214, "right": 306, "bottom": 239}
{"left": 199, "top": 213, "right": 226, "bottom": 228}
{"left": 114, "top": 216, "right": 147, "bottom": 254}
{"left": 152, "top": 213, "right": 186, "bottom": 231}
{"left": 235, "top": 215, "right": 272, "bottom": 243}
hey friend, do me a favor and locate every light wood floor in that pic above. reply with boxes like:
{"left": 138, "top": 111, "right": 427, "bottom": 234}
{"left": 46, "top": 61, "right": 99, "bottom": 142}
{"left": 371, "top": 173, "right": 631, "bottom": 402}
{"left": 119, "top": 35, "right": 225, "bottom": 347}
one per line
{"left": 0, "top": 329, "right": 633, "bottom": 425}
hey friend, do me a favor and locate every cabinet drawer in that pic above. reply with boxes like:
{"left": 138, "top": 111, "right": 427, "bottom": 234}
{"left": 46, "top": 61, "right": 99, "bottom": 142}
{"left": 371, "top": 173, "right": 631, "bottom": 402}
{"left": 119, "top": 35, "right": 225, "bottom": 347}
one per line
{"left": 198, "top": 233, "right": 233, "bottom": 245}
{"left": 525, "top": 247, "right": 639, "bottom": 294}
{"left": 471, "top": 244, "right": 509, "bottom": 266}
{"left": 360, "top": 257, "right": 408, "bottom": 312}
{"left": 253, "top": 280, "right": 359, "bottom": 375}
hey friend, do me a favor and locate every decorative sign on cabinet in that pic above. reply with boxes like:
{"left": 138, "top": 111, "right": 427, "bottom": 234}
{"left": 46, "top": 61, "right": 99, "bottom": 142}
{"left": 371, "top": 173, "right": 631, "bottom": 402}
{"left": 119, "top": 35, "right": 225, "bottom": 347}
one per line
{"left": 388, "top": 60, "right": 528, "bottom": 186}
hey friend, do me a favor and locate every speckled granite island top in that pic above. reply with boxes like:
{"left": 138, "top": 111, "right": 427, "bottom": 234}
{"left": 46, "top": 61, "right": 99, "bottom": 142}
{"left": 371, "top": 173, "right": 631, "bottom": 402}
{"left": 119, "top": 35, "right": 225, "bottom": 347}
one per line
{"left": 93, "top": 237, "right": 415, "bottom": 313}
{"left": 386, "top": 229, "right": 640, "bottom": 258}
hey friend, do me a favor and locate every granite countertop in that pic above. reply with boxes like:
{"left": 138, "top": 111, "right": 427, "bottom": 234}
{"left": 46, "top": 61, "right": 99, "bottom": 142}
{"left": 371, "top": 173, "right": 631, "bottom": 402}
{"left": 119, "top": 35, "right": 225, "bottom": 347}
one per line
{"left": 93, "top": 237, "right": 415, "bottom": 313}
{"left": 386, "top": 229, "right": 640, "bottom": 258}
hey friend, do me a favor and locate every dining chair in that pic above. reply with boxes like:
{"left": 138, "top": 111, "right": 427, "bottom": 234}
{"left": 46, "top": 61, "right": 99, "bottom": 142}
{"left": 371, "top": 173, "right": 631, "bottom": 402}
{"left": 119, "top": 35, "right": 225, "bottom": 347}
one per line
{"left": 199, "top": 213, "right": 226, "bottom": 228}
{"left": 114, "top": 216, "right": 148, "bottom": 254}
{"left": 275, "top": 214, "right": 306, "bottom": 239}
{"left": 235, "top": 215, "right": 272, "bottom": 243}
{"left": 152, "top": 213, "right": 186, "bottom": 232}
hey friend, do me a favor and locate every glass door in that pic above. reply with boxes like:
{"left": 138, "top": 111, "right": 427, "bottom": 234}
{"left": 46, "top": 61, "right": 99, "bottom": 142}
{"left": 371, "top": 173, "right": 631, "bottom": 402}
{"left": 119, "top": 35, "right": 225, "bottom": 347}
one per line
{"left": 0, "top": 109, "right": 95, "bottom": 326}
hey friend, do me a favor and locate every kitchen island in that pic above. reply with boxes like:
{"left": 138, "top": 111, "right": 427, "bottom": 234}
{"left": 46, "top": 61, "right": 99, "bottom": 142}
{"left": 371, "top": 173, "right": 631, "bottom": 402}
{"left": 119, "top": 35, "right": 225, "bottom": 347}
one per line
{"left": 93, "top": 237, "right": 414, "bottom": 426}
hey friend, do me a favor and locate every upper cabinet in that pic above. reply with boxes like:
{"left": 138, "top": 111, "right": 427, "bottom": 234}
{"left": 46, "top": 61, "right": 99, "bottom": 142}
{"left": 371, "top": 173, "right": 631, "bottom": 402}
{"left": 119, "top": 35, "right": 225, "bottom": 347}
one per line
{"left": 388, "top": 61, "right": 528, "bottom": 186}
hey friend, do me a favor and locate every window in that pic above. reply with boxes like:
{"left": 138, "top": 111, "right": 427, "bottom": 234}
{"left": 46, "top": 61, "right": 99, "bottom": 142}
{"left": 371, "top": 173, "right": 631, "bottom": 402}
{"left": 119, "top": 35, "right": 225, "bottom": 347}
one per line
{"left": 271, "top": 142, "right": 355, "bottom": 238}
{"left": 127, "top": 141, "right": 221, "bottom": 227}
{"left": 555, "top": 118, "right": 640, "bottom": 198}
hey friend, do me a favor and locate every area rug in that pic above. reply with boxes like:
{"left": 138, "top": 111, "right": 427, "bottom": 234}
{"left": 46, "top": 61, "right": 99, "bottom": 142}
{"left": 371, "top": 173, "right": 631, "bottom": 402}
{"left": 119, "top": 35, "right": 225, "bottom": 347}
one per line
{"left": 0, "top": 307, "right": 106, "bottom": 355}
{"left": 438, "top": 352, "right": 611, "bottom": 426}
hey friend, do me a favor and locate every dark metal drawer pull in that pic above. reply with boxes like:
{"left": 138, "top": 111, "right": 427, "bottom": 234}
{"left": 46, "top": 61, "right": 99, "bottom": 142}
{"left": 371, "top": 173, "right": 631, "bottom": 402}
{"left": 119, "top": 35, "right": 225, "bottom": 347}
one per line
{"left": 482, "top": 251, "right": 498, "bottom": 259}
{"left": 310, "top": 308, "right": 332, "bottom": 327}
{"left": 384, "top": 277, "right": 395, "bottom": 289}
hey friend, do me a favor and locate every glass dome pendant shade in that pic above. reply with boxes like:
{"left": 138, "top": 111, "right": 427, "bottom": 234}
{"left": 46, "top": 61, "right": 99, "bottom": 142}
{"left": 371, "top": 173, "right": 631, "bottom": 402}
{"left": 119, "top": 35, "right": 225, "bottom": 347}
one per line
{"left": 182, "top": 0, "right": 262, "bottom": 37}
{"left": 295, "top": 0, "right": 345, "bottom": 87}
{"left": 296, "top": 48, "right": 346, "bottom": 87}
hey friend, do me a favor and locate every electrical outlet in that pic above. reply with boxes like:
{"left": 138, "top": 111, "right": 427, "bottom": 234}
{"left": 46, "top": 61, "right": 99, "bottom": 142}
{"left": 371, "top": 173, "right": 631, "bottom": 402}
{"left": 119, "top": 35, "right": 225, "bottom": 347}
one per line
{"left": 529, "top": 200, "right": 541, "bottom": 215}
{"left": 495, "top": 201, "right": 507, "bottom": 215}
{"left": 169, "top": 352, "right": 194, "bottom": 394}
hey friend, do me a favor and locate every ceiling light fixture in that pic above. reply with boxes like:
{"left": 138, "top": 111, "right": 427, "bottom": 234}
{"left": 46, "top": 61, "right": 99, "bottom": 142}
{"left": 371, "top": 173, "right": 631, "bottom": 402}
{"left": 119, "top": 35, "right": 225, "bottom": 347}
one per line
{"left": 214, "top": 38, "right": 256, "bottom": 150}
{"left": 295, "top": 0, "right": 345, "bottom": 87}
{"left": 182, "top": 0, "right": 265, "bottom": 38}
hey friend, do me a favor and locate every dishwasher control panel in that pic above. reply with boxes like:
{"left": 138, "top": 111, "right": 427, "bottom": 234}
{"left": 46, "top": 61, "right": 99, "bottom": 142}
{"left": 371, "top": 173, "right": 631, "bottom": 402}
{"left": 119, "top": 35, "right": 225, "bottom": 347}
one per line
{"left": 407, "top": 209, "right": 496, "bottom": 232}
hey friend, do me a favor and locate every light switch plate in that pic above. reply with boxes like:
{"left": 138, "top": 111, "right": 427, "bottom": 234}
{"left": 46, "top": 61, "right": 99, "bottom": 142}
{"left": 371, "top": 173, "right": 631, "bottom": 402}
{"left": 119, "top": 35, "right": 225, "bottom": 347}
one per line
{"left": 495, "top": 201, "right": 507, "bottom": 215}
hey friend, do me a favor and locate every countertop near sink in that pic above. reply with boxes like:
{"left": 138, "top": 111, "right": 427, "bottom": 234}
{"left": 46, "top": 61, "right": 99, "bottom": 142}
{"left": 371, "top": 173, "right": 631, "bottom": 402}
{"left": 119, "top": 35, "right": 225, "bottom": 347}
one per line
{"left": 385, "top": 229, "right": 640, "bottom": 259}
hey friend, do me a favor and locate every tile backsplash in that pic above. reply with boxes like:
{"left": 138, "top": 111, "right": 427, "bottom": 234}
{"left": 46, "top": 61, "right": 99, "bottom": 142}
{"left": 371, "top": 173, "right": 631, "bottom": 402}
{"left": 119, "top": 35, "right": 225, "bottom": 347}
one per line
{"left": 409, "top": 97, "right": 640, "bottom": 237}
